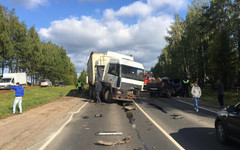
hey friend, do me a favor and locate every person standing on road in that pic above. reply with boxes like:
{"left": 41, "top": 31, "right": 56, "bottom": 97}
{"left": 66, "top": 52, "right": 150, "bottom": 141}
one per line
{"left": 182, "top": 77, "right": 190, "bottom": 97}
{"left": 94, "top": 79, "right": 102, "bottom": 103}
{"left": 77, "top": 80, "right": 83, "bottom": 94}
{"left": 216, "top": 79, "right": 224, "bottom": 108}
{"left": 191, "top": 82, "right": 202, "bottom": 112}
{"left": 11, "top": 82, "right": 24, "bottom": 114}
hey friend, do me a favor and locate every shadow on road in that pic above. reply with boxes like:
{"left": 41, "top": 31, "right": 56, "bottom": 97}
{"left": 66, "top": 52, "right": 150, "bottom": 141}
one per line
{"left": 170, "top": 127, "right": 240, "bottom": 150}
{"left": 66, "top": 89, "right": 89, "bottom": 99}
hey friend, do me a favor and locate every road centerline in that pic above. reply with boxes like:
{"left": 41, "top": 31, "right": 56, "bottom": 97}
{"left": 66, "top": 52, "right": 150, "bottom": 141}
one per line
{"left": 134, "top": 101, "right": 185, "bottom": 150}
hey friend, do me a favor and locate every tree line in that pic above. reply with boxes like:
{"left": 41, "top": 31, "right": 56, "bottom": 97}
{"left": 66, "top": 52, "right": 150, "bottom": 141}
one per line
{"left": 0, "top": 5, "right": 77, "bottom": 85}
{"left": 151, "top": 0, "right": 239, "bottom": 89}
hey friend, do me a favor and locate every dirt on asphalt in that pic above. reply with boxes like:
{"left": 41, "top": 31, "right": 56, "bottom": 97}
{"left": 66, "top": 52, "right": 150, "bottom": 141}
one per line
{"left": 0, "top": 93, "right": 86, "bottom": 150}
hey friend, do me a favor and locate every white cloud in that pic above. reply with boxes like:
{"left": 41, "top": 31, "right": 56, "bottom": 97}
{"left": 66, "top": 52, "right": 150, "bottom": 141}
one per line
{"left": 39, "top": 0, "right": 188, "bottom": 75}
{"left": 8, "top": 0, "right": 49, "bottom": 9}
{"left": 115, "top": 1, "right": 152, "bottom": 18}
{"left": 147, "top": 0, "right": 188, "bottom": 12}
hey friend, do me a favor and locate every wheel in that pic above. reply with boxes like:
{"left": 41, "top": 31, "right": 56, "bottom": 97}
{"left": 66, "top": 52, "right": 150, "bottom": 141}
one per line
{"left": 216, "top": 121, "right": 228, "bottom": 144}
{"left": 104, "top": 90, "right": 114, "bottom": 103}
{"left": 166, "top": 91, "right": 171, "bottom": 98}
{"left": 93, "top": 88, "right": 96, "bottom": 99}
{"left": 134, "top": 90, "right": 140, "bottom": 99}
{"left": 89, "top": 85, "right": 93, "bottom": 98}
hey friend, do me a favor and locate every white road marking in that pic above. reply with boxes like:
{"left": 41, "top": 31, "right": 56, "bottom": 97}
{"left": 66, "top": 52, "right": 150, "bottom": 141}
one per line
{"left": 173, "top": 98, "right": 217, "bottom": 114}
{"left": 134, "top": 101, "right": 185, "bottom": 150}
{"left": 39, "top": 102, "right": 88, "bottom": 150}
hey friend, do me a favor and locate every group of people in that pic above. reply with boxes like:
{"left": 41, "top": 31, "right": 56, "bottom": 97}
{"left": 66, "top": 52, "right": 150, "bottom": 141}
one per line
{"left": 182, "top": 78, "right": 224, "bottom": 112}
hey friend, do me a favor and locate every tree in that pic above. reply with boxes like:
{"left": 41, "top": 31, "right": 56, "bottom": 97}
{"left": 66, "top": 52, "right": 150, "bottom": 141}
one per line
{"left": 78, "top": 70, "right": 87, "bottom": 85}
{"left": 152, "top": 0, "right": 238, "bottom": 89}
{"left": 0, "top": 4, "right": 77, "bottom": 85}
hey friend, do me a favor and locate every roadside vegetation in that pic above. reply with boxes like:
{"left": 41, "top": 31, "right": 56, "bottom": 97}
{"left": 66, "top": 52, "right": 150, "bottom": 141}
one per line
{"left": 151, "top": 0, "right": 239, "bottom": 90}
{"left": 0, "top": 5, "right": 77, "bottom": 85}
{"left": 201, "top": 86, "right": 240, "bottom": 106}
{"left": 0, "top": 86, "right": 75, "bottom": 119}
{"left": 151, "top": 0, "right": 240, "bottom": 105}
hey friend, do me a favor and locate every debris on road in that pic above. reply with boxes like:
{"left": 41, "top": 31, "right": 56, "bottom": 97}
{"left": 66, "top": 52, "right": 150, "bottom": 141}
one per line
{"left": 126, "top": 111, "right": 135, "bottom": 124}
{"left": 124, "top": 106, "right": 137, "bottom": 111}
{"left": 94, "top": 114, "right": 102, "bottom": 117}
{"left": 82, "top": 115, "right": 89, "bottom": 119}
{"left": 96, "top": 131, "right": 123, "bottom": 136}
{"left": 97, "top": 135, "right": 132, "bottom": 146}
{"left": 171, "top": 114, "right": 184, "bottom": 119}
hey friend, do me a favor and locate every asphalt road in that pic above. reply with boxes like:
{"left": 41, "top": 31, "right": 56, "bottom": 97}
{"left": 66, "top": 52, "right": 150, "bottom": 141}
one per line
{"left": 37, "top": 93, "right": 240, "bottom": 150}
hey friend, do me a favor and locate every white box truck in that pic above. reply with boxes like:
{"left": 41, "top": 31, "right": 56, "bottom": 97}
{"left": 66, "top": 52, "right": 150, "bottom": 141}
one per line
{"left": 0, "top": 73, "right": 27, "bottom": 90}
{"left": 87, "top": 51, "right": 144, "bottom": 102}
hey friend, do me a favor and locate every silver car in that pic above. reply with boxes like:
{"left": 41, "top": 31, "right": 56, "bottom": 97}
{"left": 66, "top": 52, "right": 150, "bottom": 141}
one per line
{"left": 40, "top": 79, "right": 52, "bottom": 87}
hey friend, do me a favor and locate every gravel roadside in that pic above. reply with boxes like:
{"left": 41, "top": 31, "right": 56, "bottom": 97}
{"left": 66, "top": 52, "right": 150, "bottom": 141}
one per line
{"left": 0, "top": 95, "right": 86, "bottom": 150}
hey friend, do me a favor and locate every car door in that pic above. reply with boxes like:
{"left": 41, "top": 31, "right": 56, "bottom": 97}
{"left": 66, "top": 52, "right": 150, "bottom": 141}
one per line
{"left": 227, "top": 103, "right": 240, "bottom": 142}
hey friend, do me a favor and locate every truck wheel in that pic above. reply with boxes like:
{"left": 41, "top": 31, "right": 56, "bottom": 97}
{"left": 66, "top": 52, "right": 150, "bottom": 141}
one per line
{"left": 136, "top": 90, "right": 140, "bottom": 99}
{"left": 89, "top": 86, "right": 93, "bottom": 98}
{"left": 104, "top": 90, "right": 114, "bottom": 103}
{"left": 134, "top": 90, "right": 140, "bottom": 100}
{"left": 166, "top": 91, "right": 171, "bottom": 98}
{"left": 93, "top": 88, "right": 96, "bottom": 99}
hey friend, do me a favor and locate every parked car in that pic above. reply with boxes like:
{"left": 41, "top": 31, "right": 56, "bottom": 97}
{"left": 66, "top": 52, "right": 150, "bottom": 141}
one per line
{"left": 215, "top": 102, "right": 240, "bottom": 144}
{"left": 40, "top": 79, "right": 52, "bottom": 87}
{"left": 54, "top": 81, "right": 66, "bottom": 87}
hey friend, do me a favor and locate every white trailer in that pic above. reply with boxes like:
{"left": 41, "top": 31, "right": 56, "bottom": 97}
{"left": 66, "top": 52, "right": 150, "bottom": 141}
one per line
{"left": 0, "top": 73, "right": 27, "bottom": 90}
{"left": 87, "top": 51, "right": 144, "bottom": 102}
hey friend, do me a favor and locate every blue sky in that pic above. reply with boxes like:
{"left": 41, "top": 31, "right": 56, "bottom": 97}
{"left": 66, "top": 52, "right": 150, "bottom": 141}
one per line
{"left": 0, "top": 0, "right": 192, "bottom": 76}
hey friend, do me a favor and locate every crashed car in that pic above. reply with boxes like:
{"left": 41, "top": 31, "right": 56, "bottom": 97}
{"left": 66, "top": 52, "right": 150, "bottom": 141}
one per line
{"left": 147, "top": 77, "right": 183, "bottom": 98}
{"left": 147, "top": 77, "right": 175, "bottom": 98}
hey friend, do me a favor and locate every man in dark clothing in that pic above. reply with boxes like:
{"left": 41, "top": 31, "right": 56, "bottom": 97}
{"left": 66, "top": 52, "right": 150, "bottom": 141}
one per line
{"left": 95, "top": 79, "right": 102, "bottom": 103}
{"left": 182, "top": 78, "right": 190, "bottom": 97}
{"left": 216, "top": 79, "right": 224, "bottom": 107}
{"left": 11, "top": 82, "right": 24, "bottom": 114}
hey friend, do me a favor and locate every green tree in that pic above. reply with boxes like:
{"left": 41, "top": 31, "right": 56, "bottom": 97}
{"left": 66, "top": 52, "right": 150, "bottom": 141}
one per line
{"left": 78, "top": 70, "right": 87, "bottom": 85}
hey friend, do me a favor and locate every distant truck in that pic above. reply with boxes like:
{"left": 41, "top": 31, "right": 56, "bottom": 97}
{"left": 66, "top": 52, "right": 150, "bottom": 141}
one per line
{"left": 0, "top": 73, "right": 27, "bottom": 90}
{"left": 87, "top": 51, "right": 145, "bottom": 102}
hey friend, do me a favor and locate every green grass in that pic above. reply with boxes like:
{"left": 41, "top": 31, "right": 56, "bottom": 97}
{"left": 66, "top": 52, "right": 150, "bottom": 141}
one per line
{"left": 201, "top": 86, "right": 240, "bottom": 106}
{"left": 0, "top": 86, "right": 75, "bottom": 119}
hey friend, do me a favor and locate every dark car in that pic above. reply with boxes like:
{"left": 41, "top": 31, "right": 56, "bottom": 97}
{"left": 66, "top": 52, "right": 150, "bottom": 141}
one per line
{"left": 147, "top": 77, "right": 175, "bottom": 98}
{"left": 54, "top": 81, "right": 66, "bottom": 87}
{"left": 215, "top": 102, "right": 240, "bottom": 144}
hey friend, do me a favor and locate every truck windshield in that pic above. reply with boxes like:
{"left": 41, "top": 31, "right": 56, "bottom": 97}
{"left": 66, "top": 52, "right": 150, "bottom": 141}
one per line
{"left": 121, "top": 65, "right": 144, "bottom": 81}
{"left": 0, "top": 78, "right": 12, "bottom": 83}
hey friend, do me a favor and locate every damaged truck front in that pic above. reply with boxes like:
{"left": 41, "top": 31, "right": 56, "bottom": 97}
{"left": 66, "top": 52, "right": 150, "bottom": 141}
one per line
{"left": 87, "top": 51, "right": 144, "bottom": 103}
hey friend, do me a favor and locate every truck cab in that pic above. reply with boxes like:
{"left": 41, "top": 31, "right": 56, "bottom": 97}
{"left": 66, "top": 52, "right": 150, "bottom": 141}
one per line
{"left": 87, "top": 51, "right": 144, "bottom": 102}
{"left": 0, "top": 76, "right": 15, "bottom": 90}
{"left": 102, "top": 58, "right": 144, "bottom": 101}
{"left": 0, "top": 73, "right": 27, "bottom": 90}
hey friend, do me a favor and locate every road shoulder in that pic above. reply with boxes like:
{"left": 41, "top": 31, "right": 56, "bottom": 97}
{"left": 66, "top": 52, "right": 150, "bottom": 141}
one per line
{"left": 0, "top": 96, "right": 86, "bottom": 150}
